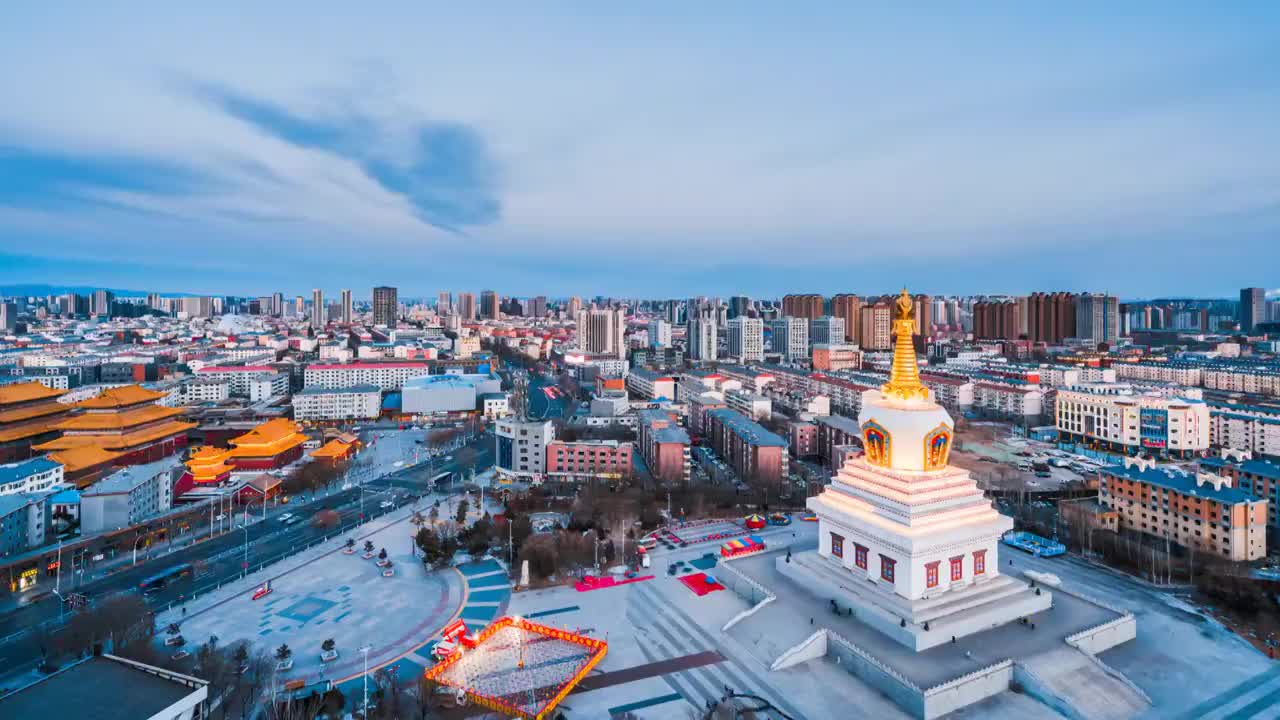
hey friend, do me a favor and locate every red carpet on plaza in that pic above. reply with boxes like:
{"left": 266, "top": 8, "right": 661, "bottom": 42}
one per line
{"left": 574, "top": 574, "right": 655, "bottom": 592}
{"left": 679, "top": 572, "right": 725, "bottom": 597}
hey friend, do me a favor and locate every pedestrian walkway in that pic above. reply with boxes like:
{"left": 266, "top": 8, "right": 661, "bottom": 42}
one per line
{"left": 1180, "top": 665, "right": 1280, "bottom": 720}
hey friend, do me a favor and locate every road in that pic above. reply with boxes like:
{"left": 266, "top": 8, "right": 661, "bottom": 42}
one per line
{"left": 526, "top": 371, "right": 576, "bottom": 421}
{"left": 0, "top": 432, "right": 494, "bottom": 674}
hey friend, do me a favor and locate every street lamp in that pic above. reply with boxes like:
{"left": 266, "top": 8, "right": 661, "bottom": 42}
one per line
{"left": 132, "top": 534, "right": 148, "bottom": 566}
{"left": 237, "top": 524, "right": 249, "bottom": 574}
{"left": 360, "top": 644, "right": 373, "bottom": 717}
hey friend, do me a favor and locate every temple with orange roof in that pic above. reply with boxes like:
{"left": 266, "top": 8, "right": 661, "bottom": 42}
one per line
{"left": 309, "top": 438, "right": 356, "bottom": 463}
{"left": 33, "top": 385, "right": 194, "bottom": 465}
{"left": 0, "top": 381, "right": 71, "bottom": 462}
{"left": 223, "top": 418, "right": 308, "bottom": 470}
{"left": 46, "top": 446, "right": 124, "bottom": 488}
{"left": 182, "top": 445, "right": 235, "bottom": 485}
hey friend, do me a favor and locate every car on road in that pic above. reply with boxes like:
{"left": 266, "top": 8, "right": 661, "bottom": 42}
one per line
{"left": 445, "top": 455, "right": 453, "bottom": 461}
{"left": 380, "top": 500, "right": 394, "bottom": 509}
{"left": 279, "top": 513, "right": 294, "bottom": 522}
{"left": 284, "top": 516, "right": 301, "bottom": 526}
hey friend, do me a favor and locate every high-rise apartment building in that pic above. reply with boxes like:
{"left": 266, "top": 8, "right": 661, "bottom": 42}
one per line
{"left": 454, "top": 292, "right": 475, "bottom": 321}
{"left": 310, "top": 289, "right": 324, "bottom": 328}
{"left": 809, "top": 316, "right": 845, "bottom": 347}
{"left": 372, "top": 286, "right": 397, "bottom": 327}
{"left": 0, "top": 302, "right": 16, "bottom": 331}
{"left": 858, "top": 299, "right": 893, "bottom": 350}
{"left": 436, "top": 291, "right": 452, "bottom": 314}
{"left": 1240, "top": 287, "right": 1266, "bottom": 334}
{"left": 1075, "top": 293, "right": 1120, "bottom": 346}
{"left": 972, "top": 298, "right": 1021, "bottom": 341}
{"left": 271, "top": 292, "right": 284, "bottom": 317}
{"left": 566, "top": 296, "right": 582, "bottom": 318}
{"left": 648, "top": 319, "right": 671, "bottom": 349}
{"left": 687, "top": 309, "right": 718, "bottom": 361}
{"left": 340, "top": 289, "right": 352, "bottom": 324}
{"left": 831, "top": 294, "right": 861, "bottom": 343}
{"left": 529, "top": 296, "right": 547, "bottom": 318}
{"left": 729, "top": 295, "right": 752, "bottom": 320}
{"left": 294, "top": 296, "right": 305, "bottom": 318}
{"left": 782, "top": 294, "right": 824, "bottom": 320}
{"left": 576, "top": 307, "right": 627, "bottom": 359}
{"left": 912, "top": 294, "right": 932, "bottom": 341}
{"left": 664, "top": 300, "right": 683, "bottom": 325}
{"left": 769, "top": 317, "right": 809, "bottom": 361}
{"left": 1026, "top": 292, "right": 1077, "bottom": 344}
{"left": 727, "top": 317, "right": 764, "bottom": 362}
{"left": 479, "top": 290, "right": 499, "bottom": 320}
{"left": 91, "top": 290, "right": 114, "bottom": 317}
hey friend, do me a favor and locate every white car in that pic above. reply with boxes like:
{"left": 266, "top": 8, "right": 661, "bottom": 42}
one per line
{"left": 380, "top": 500, "right": 394, "bottom": 509}
{"left": 279, "top": 513, "right": 294, "bottom": 522}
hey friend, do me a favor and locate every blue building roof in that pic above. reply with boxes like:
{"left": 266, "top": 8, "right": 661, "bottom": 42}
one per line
{"left": 1200, "top": 456, "right": 1280, "bottom": 481}
{"left": 1103, "top": 463, "right": 1258, "bottom": 505}
{"left": 706, "top": 408, "right": 787, "bottom": 448}
{"left": 0, "top": 457, "right": 62, "bottom": 485}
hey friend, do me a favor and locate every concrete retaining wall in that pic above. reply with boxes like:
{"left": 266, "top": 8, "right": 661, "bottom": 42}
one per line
{"left": 826, "top": 630, "right": 925, "bottom": 718}
{"left": 1013, "top": 663, "right": 1085, "bottom": 720}
{"left": 718, "top": 555, "right": 778, "bottom": 631}
{"left": 922, "top": 660, "right": 1013, "bottom": 720}
{"left": 1065, "top": 614, "right": 1137, "bottom": 655}
{"left": 770, "top": 629, "right": 828, "bottom": 671}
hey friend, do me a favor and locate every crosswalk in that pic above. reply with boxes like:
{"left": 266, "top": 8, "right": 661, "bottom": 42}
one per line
{"left": 625, "top": 581, "right": 808, "bottom": 719}
{"left": 1180, "top": 666, "right": 1280, "bottom": 720}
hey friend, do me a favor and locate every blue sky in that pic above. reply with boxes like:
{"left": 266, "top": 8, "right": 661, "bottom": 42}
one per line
{"left": 2, "top": 4, "right": 1278, "bottom": 299}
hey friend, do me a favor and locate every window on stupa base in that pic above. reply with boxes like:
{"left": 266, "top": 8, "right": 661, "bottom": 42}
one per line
{"left": 950, "top": 556, "right": 964, "bottom": 582}
{"left": 926, "top": 561, "right": 940, "bottom": 588}
{"left": 854, "top": 544, "right": 868, "bottom": 569}
{"left": 830, "top": 533, "right": 844, "bottom": 558}
{"left": 881, "top": 555, "right": 896, "bottom": 582}
{"left": 973, "top": 550, "right": 986, "bottom": 575}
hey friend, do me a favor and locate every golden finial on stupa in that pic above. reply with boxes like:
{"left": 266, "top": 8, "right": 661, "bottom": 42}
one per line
{"left": 881, "top": 288, "right": 929, "bottom": 402}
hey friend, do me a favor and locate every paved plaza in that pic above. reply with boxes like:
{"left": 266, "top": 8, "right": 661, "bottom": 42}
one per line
{"left": 502, "top": 518, "right": 1278, "bottom": 720}
{"left": 157, "top": 503, "right": 465, "bottom": 687}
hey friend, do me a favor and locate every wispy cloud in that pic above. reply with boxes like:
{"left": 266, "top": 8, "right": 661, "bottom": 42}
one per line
{"left": 187, "top": 81, "right": 501, "bottom": 231}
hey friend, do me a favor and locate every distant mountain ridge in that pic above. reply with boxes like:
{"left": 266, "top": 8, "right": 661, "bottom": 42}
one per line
{"left": 0, "top": 284, "right": 190, "bottom": 298}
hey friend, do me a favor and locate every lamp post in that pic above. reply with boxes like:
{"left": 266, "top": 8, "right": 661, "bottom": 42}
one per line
{"left": 360, "top": 644, "right": 372, "bottom": 717}
{"left": 237, "top": 524, "right": 249, "bottom": 573}
{"left": 132, "top": 534, "right": 148, "bottom": 566}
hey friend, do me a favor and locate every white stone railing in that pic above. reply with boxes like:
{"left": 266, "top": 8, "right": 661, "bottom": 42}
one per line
{"left": 718, "top": 555, "right": 777, "bottom": 631}
{"left": 826, "top": 629, "right": 922, "bottom": 693}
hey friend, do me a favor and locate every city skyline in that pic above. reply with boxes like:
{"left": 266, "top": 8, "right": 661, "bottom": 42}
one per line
{"left": 3, "top": 5, "right": 1279, "bottom": 296}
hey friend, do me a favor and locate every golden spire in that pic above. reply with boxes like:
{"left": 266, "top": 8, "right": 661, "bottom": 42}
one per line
{"left": 881, "top": 288, "right": 929, "bottom": 402}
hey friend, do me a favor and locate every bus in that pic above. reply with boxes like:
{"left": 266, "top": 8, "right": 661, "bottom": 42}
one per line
{"left": 139, "top": 563, "right": 193, "bottom": 593}
{"left": 429, "top": 471, "right": 453, "bottom": 489}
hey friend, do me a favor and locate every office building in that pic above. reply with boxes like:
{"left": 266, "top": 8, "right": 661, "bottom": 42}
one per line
{"left": 728, "top": 295, "right": 751, "bottom": 319}
{"left": 373, "top": 286, "right": 398, "bottom": 327}
{"left": 495, "top": 417, "right": 555, "bottom": 482}
{"left": 480, "top": 290, "right": 500, "bottom": 320}
{"left": 545, "top": 440, "right": 633, "bottom": 482}
{"left": 727, "top": 317, "right": 764, "bottom": 362}
{"left": 1075, "top": 293, "right": 1121, "bottom": 346}
{"left": 1055, "top": 385, "right": 1209, "bottom": 459}
{"left": 769, "top": 317, "right": 809, "bottom": 362}
{"left": 340, "top": 288, "right": 352, "bottom": 323}
{"left": 1240, "top": 288, "right": 1266, "bottom": 334}
{"left": 0, "top": 302, "right": 17, "bottom": 331}
{"left": 310, "top": 288, "right": 324, "bottom": 328}
{"left": 576, "top": 307, "right": 627, "bottom": 359}
{"left": 812, "top": 344, "right": 862, "bottom": 372}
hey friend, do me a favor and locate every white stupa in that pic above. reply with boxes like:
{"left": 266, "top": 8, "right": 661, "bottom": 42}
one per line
{"left": 783, "top": 289, "right": 1051, "bottom": 651}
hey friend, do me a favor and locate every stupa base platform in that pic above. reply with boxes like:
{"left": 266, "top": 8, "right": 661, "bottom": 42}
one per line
{"left": 778, "top": 551, "right": 1052, "bottom": 651}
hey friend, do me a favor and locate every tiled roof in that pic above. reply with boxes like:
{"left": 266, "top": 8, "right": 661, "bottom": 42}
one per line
{"left": 34, "top": 420, "right": 195, "bottom": 451}
{"left": 75, "top": 385, "right": 165, "bottom": 409}
{"left": 0, "top": 381, "right": 65, "bottom": 405}
{"left": 54, "top": 404, "right": 185, "bottom": 431}
{"left": 707, "top": 408, "right": 787, "bottom": 447}
{"left": 46, "top": 446, "right": 124, "bottom": 473}
{"left": 0, "top": 401, "right": 69, "bottom": 425}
